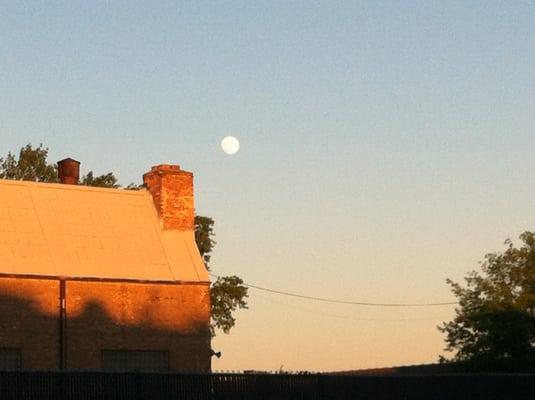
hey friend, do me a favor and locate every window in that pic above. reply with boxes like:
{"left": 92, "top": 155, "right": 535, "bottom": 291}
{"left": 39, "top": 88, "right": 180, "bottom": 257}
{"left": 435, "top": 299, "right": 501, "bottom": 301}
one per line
{"left": 0, "top": 348, "right": 22, "bottom": 370}
{"left": 101, "top": 350, "right": 169, "bottom": 372}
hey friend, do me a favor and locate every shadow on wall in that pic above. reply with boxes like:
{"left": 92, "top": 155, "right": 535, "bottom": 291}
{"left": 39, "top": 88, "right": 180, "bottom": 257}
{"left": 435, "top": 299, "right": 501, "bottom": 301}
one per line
{"left": 0, "top": 289, "right": 211, "bottom": 372}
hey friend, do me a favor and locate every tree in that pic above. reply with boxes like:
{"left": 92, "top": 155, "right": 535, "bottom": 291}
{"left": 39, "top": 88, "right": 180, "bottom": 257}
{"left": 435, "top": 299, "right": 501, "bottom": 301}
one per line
{"left": 0, "top": 143, "right": 115, "bottom": 187}
{"left": 195, "top": 216, "right": 248, "bottom": 335}
{"left": 81, "top": 171, "right": 120, "bottom": 188}
{"left": 439, "top": 231, "right": 535, "bottom": 371}
{"left": 0, "top": 144, "right": 58, "bottom": 182}
{"left": 1, "top": 143, "right": 248, "bottom": 337}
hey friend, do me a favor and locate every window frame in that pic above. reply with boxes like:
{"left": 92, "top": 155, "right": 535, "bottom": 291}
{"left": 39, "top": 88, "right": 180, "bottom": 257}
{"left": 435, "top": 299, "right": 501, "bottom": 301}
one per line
{"left": 101, "top": 349, "right": 170, "bottom": 372}
{"left": 0, "top": 347, "right": 22, "bottom": 370}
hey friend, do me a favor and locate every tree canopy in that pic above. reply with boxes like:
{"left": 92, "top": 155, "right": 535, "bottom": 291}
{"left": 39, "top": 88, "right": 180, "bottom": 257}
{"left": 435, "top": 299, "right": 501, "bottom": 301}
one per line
{"left": 0, "top": 144, "right": 58, "bottom": 182}
{"left": 439, "top": 231, "right": 535, "bottom": 371}
{"left": 0, "top": 143, "right": 112, "bottom": 186}
{"left": 80, "top": 171, "right": 120, "bottom": 188}
{"left": 195, "top": 216, "right": 248, "bottom": 335}
{"left": 0, "top": 143, "right": 248, "bottom": 337}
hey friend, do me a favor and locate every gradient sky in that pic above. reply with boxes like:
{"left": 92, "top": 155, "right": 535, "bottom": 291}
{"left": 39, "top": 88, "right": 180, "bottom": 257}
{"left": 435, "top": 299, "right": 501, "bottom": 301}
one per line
{"left": 1, "top": 1, "right": 535, "bottom": 371}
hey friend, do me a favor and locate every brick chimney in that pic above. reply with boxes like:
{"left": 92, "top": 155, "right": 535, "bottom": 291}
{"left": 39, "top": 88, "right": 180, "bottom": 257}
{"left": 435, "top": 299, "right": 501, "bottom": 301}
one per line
{"left": 57, "top": 158, "right": 80, "bottom": 185}
{"left": 143, "top": 164, "right": 194, "bottom": 231}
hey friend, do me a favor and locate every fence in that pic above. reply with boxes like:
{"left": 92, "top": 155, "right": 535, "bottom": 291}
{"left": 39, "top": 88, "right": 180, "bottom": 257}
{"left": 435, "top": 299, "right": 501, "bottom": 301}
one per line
{"left": 0, "top": 371, "right": 534, "bottom": 399}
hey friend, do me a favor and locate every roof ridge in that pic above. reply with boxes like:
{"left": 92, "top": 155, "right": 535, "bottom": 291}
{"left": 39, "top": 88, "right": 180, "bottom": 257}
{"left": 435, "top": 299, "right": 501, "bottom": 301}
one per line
{"left": 0, "top": 178, "right": 146, "bottom": 195}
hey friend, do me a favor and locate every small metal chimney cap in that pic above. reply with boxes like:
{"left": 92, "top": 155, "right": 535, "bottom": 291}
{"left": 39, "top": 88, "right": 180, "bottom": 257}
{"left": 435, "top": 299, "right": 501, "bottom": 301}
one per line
{"left": 57, "top": 158, "right": 80, "bottom": 185}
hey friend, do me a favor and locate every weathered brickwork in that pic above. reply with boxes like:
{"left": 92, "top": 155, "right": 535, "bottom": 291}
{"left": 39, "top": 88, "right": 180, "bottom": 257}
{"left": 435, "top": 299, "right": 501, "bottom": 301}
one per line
{"left": 0, "top": 277, "right": 211, "bottom": 372}
{"left": 0, "top": 162, "right": 211, "bottom": 372}
{"left": 66, "top": 280, "right": 211, "bottom": 372}
{"left": 0, "top": 278, "right": 59, "bottom": 369}
{"left": 143, "top": 165, "right": 195, "bottom": 231}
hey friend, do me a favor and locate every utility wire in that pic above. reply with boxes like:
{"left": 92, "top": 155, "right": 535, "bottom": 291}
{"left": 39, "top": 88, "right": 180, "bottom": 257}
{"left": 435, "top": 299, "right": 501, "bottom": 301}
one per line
{"left": 254, "top": 291, "right": 451, "bottom": 322}
{"left": 209, "top": 273, "right": 458, "bottom": 307}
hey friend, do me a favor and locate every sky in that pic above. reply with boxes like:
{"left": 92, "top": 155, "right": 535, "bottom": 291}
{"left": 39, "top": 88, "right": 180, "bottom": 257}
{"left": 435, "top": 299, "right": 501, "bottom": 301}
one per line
{"left": 1, "top": 1, "right": 535, "bottom": 372}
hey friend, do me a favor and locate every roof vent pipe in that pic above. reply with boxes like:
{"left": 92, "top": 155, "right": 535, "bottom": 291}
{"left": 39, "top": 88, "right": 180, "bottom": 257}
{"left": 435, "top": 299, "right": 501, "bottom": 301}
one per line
{"left": 57, "top": 158, "right": 80, "bottom": 185}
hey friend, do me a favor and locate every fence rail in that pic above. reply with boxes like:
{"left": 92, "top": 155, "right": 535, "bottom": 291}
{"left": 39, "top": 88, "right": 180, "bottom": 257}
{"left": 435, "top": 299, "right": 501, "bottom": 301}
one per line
{"left": 0, "top": 371, "right": 534, "bottom": 399}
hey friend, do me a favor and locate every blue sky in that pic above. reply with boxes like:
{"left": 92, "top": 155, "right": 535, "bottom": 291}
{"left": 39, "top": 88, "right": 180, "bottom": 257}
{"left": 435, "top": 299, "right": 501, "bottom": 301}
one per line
{"left": 1, "top": 1, "right": 535, "bottom": 371}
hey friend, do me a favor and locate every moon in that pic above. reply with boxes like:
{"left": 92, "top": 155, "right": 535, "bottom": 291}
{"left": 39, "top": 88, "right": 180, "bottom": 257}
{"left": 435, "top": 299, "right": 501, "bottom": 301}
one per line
{"left": 221, "top": 136, "right": 240, "bottom": 155}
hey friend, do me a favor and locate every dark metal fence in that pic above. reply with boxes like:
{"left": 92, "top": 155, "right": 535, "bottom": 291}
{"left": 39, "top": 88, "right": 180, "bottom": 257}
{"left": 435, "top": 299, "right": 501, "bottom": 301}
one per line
{"left": 0, "top": 371, "right": 534, "bottom": 400}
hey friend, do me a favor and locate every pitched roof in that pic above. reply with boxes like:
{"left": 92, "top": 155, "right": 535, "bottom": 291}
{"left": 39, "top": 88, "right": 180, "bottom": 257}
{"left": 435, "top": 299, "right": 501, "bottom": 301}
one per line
{"left": 0, "top": 179, "right": 209, "bottom": 282}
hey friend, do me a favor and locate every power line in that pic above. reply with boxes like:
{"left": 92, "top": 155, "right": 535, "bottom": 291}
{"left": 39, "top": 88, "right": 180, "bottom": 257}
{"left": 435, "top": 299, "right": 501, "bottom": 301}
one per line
{"left": 209, "top": 273, "right": 458, "bottom": 307}
{"left": 254, "top": 291, "right": 451, "bottom": 322}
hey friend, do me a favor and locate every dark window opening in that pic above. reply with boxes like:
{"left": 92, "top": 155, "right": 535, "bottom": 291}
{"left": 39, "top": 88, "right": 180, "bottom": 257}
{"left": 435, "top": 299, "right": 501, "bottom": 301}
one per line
{"left": 0, "top": 348, "right": 22, "bottom": 370}
{"left": 101, "top": 350, "right": 169, "bottom": 372}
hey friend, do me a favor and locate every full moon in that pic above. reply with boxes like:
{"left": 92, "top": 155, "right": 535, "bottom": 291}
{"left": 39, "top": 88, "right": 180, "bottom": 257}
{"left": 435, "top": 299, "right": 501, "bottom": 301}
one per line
{"left": 221, "top": 136, "right": 240, "bottom": 155}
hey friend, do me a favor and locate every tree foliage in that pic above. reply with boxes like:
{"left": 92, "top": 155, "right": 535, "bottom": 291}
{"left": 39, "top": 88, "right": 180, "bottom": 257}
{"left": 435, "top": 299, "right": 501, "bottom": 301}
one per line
{"left": 1, "top": 143, "right": 248, "bottom": 337}
{"left": 81, "top": 171, "right": 120, "bottom": 188}
{"left": 194, "top": 215, "right": 249, "bottom": 335}
{"left": 0, "top": 144, "right": 58, "bottom": 182}
{"left": 0, "top": 143, "right": 116, "bottom": 187}
{"left": 439, "top": 231, "right": 535, "bottom": 371}
{"left": 210, "top": 275, "right": 248, "bottom": 334}
{"left": 195, "top": 216, "right": 216, "bottom": 266}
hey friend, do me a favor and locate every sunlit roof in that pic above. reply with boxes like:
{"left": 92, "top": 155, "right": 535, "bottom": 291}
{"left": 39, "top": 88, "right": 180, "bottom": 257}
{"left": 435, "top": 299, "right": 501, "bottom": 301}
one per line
{"left": 0, "top": 179, "right": 208, "bottom": 282}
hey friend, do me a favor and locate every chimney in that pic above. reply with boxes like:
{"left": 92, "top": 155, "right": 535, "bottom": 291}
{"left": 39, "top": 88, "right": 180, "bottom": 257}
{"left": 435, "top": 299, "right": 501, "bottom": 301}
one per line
{"left": 57, "top": 158, "right": 80, "bottom": 185}
{"left": 143, "top": 164, "right": 194, "bottom": 231}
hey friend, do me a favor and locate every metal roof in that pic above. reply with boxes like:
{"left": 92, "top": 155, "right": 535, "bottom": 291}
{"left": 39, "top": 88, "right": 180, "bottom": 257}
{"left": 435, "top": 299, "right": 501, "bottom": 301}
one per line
{"left": 0, "top": 179, "right": 209, "bottom": 282}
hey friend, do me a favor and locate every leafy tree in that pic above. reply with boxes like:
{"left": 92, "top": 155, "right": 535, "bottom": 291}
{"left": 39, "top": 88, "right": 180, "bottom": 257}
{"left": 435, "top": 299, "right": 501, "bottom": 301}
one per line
{"left": 1, "top": 143, "right": 248, "bottom": 337}
{"left": 439, "top": 231, "right": 535, "bottom": 371}
{"left": 81, "top": 171, "right": 120, "bottom": 188}
{"left": 195, "top": 216, "right": 248, "bottom": 335}
{"left": 195, "top": 216, "right": 216, "bottom": 266}
{"left": 0, "top": 143, "right": 116, "bottom": 187}
{"left": 210, "top": 275, "right": 248, "bottom": 334}
{"left": 0, "top": 144, "right": 58, "bottom": 182}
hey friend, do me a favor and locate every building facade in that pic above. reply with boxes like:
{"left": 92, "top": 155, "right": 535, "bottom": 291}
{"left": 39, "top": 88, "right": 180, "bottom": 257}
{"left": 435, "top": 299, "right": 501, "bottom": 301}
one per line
{"left": 0, "top": 161, "right": 211, "bottom": 372}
